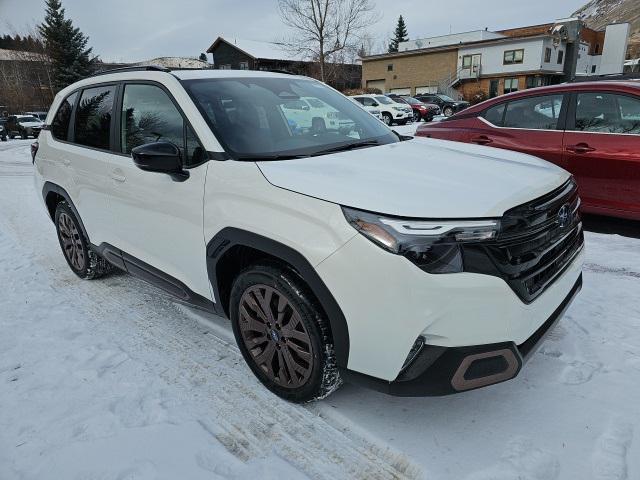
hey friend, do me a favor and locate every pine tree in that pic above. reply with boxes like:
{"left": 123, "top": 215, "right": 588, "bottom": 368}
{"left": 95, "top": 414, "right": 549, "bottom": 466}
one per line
{"left": 38, "top": 0, "right": 97, "bottom": 91}
{"left": 199, "top": 52, "right": 208, "bottom": 62}
{"left": 388, "top": 15, "right": 409, "bottom": 53}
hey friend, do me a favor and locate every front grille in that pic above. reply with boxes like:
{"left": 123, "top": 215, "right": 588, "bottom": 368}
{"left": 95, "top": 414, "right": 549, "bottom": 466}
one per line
{"left": 486, "top": 179, "right": 584, "bottom": 303}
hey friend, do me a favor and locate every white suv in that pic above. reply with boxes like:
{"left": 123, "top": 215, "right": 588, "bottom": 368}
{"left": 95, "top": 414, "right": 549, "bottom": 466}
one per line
{"left": 351, "top": 94, "right": 412, "bottom": 126}
{"left": 34, "top": 67, "right": 584, "bottom": 402}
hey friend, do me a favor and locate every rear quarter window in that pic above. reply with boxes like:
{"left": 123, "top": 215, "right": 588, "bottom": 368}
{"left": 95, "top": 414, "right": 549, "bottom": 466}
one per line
{"left": 483, "top": 103, "right": 506, "bottom": 126}
{"left": 74, "top": 85, "right": 115, "bottom": 150}
{"left": 51, "top": 92, "right": 78, "bottom": 141}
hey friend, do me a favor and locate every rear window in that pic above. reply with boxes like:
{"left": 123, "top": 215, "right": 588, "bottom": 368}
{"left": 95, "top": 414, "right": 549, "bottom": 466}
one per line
{"left": 51, "top": 92, "right": 77, "bottom": 141}
{"left": 503, "top": 95, "right": 564, "bottom": 130}
{"left": 74, "top": 85, "right": 115, "bottom": 150}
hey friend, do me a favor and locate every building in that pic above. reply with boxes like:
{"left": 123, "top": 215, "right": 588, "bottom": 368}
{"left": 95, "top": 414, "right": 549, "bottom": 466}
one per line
{"left": 206, "top": 37, "right": 361, "bottom": 91}
{"left": 0, "top": 48, "right": 53, "bottom": 113}
{"left": 361, "top": 19, "right": 630, "bottom": 101}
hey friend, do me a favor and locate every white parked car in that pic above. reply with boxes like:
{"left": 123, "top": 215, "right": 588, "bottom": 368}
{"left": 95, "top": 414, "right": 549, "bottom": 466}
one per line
{"left": 351, "top": 94, "right": 412, "bottom": 126}
{"left": 5, "top": 114, "right": 44, "bottom": 139}
{"left": 281, "top": 97, "right": 357, "bottom": 136}
{"left": 349, "top": 96, "right": 383, "bottom": 121}
{"left": 34, "top": 67, "right": 584, "bottom": 402}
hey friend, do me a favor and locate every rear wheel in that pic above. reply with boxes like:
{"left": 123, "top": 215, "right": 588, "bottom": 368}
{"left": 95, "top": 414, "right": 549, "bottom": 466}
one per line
{"left": 54, "top": 202, "right": 112, "bottom": 280}
{"left": 443, "top": 106, "right": 454, "bottom": 117}
{"left": 413, "top": 112, "right": 421, "bottom": 122}
{"left": 230, "top": 263, "right": 341, "bottom": 402}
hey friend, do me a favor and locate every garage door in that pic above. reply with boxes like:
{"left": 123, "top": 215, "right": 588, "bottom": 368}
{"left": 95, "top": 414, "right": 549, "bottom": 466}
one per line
{"left": 416, "top": 86, "right": 438, "bottom": 94}
{"left": 389, "top": 88, "right": 411, "bottom": 95}
{"left": 366, "top": 79, "right": 385, "bottom": 91}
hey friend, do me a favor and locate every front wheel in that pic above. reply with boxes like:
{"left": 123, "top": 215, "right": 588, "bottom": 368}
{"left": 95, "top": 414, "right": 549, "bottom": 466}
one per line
{"left": 230, "top": 263, "right": 342, "bottom": 402}
{"left": 443, "top": 106, "right": 454, "bottom": 117}
{"left": 382, "top": 112, "right": 393, "bottom": 126}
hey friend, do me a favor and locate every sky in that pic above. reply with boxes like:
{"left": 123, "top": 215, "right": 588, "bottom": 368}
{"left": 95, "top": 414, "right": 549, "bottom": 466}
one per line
{"left": 0, "top": 0, "right": 589, "bottom": 62}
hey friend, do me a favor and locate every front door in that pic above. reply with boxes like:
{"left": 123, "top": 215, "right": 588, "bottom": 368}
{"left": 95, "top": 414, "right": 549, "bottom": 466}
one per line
{"left": 563, "top": 91, "right": 640, "bottom": 217}
{"left": 489, "top": 80, "right": 499, "bottom": 98}
{"left": 107, "top": 82, "right": 212, "bottom": 300}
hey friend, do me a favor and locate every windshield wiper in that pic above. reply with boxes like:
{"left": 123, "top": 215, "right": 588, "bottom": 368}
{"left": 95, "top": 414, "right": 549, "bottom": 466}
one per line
{"left": 236, "top": 153, "right": 311, "bottom": 161}
{"left": 310, "top": 140, "right": 380, "bottom": 156}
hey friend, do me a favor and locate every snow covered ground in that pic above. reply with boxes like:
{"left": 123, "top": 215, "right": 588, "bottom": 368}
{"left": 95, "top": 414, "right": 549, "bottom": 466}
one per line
{"left": 1, "top": 134, "right": 639, "bottom": 480}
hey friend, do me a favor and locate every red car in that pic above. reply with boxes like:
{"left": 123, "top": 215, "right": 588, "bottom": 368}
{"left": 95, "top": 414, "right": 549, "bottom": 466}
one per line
{"left": 388, "top": 94, "right": 441, "bottom": 122}
{"left": 416, "top": 81, "right": 640, "bottom": 221}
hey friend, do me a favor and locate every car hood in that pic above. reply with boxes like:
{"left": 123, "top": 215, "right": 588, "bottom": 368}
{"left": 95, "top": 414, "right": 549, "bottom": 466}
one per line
{"left": 256, "top": 137, "right": 570, "bottom": 218}
{"left": 19, "top": 122, "right": 42, "bottom": 127}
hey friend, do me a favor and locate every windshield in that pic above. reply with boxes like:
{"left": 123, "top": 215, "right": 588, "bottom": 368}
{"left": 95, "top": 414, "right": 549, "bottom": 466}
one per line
{"left": 438, "top": 95, "right": 455, "bottom": 102}
{"left": 375, "top": 96, "right": 395, "bottom": 105}
{"left": 183, "top": 77, "right": 397, "bottom": 159}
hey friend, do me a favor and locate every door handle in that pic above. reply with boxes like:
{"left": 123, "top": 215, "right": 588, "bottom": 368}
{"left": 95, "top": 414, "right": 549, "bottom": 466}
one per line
{"left": 566, "top": 143, "right": 595, "bottom": 154}
{"left": 471, "top": 135, "right": 493, "bottom": 145}
{"left": 111, "top": 169, "right": 126, "bottom": 183}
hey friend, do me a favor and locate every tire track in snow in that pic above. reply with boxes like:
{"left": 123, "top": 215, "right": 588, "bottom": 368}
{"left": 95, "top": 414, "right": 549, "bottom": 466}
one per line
{"left": 592, "top": 419, "right": 633, "bottom": 480}
{"left": 0, "top": 176, "right": 423, "bottom": 479}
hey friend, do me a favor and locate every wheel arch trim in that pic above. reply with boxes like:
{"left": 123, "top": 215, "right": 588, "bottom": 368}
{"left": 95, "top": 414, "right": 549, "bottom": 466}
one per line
{"left": 42, "top": 182, "right": 90, "bottom": 241}
{"left": 206, "top": 227, "right": 350, "bottom": 368}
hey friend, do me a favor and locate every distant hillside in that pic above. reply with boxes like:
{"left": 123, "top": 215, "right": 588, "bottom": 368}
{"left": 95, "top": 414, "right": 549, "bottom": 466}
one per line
{"left": 573, "top": 0, "right": 640, "bottom": 58}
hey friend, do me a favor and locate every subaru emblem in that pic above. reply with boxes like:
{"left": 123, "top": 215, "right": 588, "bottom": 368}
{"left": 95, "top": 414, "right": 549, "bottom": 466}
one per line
{"left": 557, "top": 204, "right": 571, "bottom": 228}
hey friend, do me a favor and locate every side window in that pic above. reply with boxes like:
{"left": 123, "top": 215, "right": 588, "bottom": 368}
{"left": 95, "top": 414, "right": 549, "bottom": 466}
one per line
{"left": 354, "top": 97, "right": 365, "bottom": 105}
{"left": 484, "top": 103, "right": 505, "bottom": 126}
{"left": 75, "top": 86, "right": 115, "bottom": 149}
{"left": 121, "top": 84, "right": 184, "bottom": 154}
{"left": 575, "top": 92, "right": 640, "bottom": 134}
{"left": 363, "top": 97, "right": 375, "bottom": 107}
{"left": 503, "top": 94, "right": 564, "bottom": 130}
{"left": 51, "top": 91, "right": 77, "bottom": 141}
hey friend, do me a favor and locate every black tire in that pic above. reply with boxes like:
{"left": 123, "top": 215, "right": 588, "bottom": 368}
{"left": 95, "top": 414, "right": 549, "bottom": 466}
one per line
{"left": 443, "top": 106, "right": 454, "bottom": 117}
{"left": 54, "top": 201, "right": 112, "bottom": 280}
{"left": 382, "top": 112, "right": 393, "bottom": 126}
{"left": 230, "top": 262, "right": 342, "bottom": 402}
{"left": 21, "top": 131, "right": 28, "bottom": 139}
{"left": 413, "top": 112, "right": 420, "bottom": 123}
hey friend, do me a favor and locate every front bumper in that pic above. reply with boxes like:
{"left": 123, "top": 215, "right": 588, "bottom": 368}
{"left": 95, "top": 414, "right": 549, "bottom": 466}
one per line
{"left": 340, "top": 274, "right": 582, "bottom": 396}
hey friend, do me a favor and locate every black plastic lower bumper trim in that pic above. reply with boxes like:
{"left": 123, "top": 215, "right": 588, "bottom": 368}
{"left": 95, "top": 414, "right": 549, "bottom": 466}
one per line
{"left": 340, "top": 273, "right": 582, "bottom": 397}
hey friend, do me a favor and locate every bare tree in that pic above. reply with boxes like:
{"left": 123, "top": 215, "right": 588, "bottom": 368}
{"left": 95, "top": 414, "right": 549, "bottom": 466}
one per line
{"left": 277, "top": 0, "right": 378, "bottom": 82}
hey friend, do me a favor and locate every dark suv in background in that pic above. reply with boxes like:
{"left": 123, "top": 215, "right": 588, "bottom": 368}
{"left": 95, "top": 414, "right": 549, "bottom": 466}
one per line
{"left": 414, "top": 93, "right": 469, "bottom": 117}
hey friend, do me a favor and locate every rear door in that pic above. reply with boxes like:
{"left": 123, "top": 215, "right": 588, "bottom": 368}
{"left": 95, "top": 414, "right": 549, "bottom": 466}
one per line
{"left": 563, "top": 91, "right": 640, "bottom": 217}
{"left": 473, "top": 93, "right": 568, "bottom": 168}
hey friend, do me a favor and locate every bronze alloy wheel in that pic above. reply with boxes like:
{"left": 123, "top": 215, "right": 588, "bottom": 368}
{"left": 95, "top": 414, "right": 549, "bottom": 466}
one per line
{"left": 58, "top": 211, "right": 86, "bottom": 271}
{"left": 238, "top": 284, "right": 314, "bottom": 389}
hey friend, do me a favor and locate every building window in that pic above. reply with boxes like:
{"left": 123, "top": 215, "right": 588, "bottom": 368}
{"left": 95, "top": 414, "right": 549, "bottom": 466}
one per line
{"left": 591, "top": 65, "right": 597, "bottom": 74}
{"left": 503, "top": 49, "right": 524, "bottom": 65}
{"left": 387, "top": 64, "right": 393, "bottom": 71}
{"left": 526, "top": 76, "right": 544, "bottom": 89}
{"left": 544, "top": 47, "right": 552, "bottom": 63}
{"left": 239, "top": 61, "right": 249, "bottom": 70}
{"left": 462, "top": 55, "right": 472, "bottom": 68}
{"left": 557, "top": 50, "right": 564, "bottom": 64}
{"left": 504, "top": 77, "right": 519, "bottom": 94}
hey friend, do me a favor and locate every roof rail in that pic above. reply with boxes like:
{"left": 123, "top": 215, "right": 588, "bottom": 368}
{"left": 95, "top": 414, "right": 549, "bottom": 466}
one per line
{"left": 87, "top": 65, "right": 171, "bottom": 78}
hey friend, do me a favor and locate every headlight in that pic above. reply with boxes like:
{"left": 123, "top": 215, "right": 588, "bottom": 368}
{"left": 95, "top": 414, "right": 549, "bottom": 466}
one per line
{"left": 342, "top": 207, "right": 499, "bottom": 274}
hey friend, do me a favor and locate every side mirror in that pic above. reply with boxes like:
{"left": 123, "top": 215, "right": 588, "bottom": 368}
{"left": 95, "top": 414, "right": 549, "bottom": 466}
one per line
{"left": 131, "top": 142, "right": 189, "bottom": 182}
